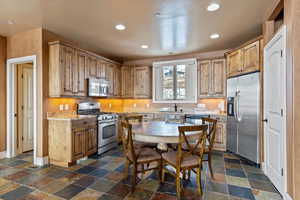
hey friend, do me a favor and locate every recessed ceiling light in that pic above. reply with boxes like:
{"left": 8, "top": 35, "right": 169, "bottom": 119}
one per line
{"left": 115, "top": 24, "right": 126, "bottom": 30}
{"left": 7, "top": 20, "right": 14, "bottom": 25}
{"left": 210, "top": 33, "right": 220, "bottom": 39}
{"left": 141, "top": 45, "right": 149, "bottom": 49}
{"left": 207, "top": 3, "right": 220, "bottom": 12}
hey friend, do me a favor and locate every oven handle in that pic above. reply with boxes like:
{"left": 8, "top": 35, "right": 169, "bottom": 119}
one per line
{"left": 98, "top": 120, "right": 118, "bottom": 124}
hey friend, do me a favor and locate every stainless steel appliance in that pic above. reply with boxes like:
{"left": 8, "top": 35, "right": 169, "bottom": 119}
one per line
{"left": 77, "top": 101, "right": 118, "bottom": 155}
{"left": 227, "top": 72, "right": 260, "bottom": 164}
{"left": 88, "top": 78, "right": 109, "bottom": 97}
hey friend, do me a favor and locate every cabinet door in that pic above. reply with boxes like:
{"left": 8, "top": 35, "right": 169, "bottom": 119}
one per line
{"left": 86, "top": 127, "right": 97, "bottom": 155}
{"left": 242, "top": 41, "right": 260, "bottom": 73}
{"left": 134, "top": 66, "right": 151, "bottom": 98}
{"left": 106, "top": 64, "right": 114, "bottom": 96}
{"left": 73, "top": 50, "right": 87, "bottom": 96}
{"left": 97, "top": 60, "right": 106, "bottom": 78}
{"left": 227, "top": 50, "right": 242, "bottom": 77}
{"left": 60, "top": 46, "right": 75, "bottom": 96}
{"left": 121, "top": 66, "right": 134, "bottom": 98}
{"left": 113, "top": 65, "right": 121, "bottom": 97}
{"left": 211, "top": 59, "right": 226, "bottom": 97}
{"left": 198, "top": 60, "right": 211, "bottom": 98}
{"left": 87, "top": 56, "right": 98, "bottom": 78}
{"left": 213, "top": 123, "right": 226, "bottom": 151}
{"left": 72, "top": 128, "right": 86, "bottom": 160}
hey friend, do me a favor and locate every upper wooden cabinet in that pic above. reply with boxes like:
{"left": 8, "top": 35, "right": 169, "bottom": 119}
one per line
{"left": 226, "top": 38, "right": 262, "bottom": 78}
{"left": 227, "top": 50, "right": 243, "bottom": 77}
{"left": 121, "top": 66, "right": 134, "bottom": 98}
{"left": 133, "top": 66, "right": 152, "bottom": 98}
{"left": 73, "top": 50, "right": 87, "bottom": 96}
{"left": 113, "top": 65, "right": 121, "bottom": 97}
{"left": 49, "top": 41, "right": 120, "bottom": 97}
{"left": 198, "top": 58, "right": 226, "bottom": 98}
{"left": 49, "top": 43, "right": 76, "bottom": 97}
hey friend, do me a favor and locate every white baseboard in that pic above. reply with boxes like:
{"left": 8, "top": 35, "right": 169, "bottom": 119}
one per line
{"left": 285, "top": 193, "right": 293, "bottom": 200}
{"left": 35, "top": 156, "right": 49, "bottom": 166}
{"left": 0, "top": 151, "right": 6, "bottom": 159}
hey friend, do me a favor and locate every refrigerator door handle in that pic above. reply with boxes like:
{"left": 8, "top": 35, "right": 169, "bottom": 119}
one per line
{"left": 236, "top": 91, "right": 242, "bottom": 122}
{"left": 234, "top": 97, "right": 238, "bottom": 120}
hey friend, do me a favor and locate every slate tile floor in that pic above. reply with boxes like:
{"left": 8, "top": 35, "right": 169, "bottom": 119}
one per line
{"left": 0, "top": 147, "right": 282, "bottom": 200}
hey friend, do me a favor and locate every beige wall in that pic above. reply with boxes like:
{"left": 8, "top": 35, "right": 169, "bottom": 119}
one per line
{"left": 6, "top": 28, "right": 44, "bottom": 157}
{"left": 0, "top": 36, "right": 6, "bottom": 152}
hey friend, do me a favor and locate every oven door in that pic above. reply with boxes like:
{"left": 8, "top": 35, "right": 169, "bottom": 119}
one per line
{"left": 98, "top": 120, "right": 117, "bottom": 147}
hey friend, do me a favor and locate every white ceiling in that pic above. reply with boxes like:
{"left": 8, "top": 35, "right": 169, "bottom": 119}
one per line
{"left": 0, "top": 0, "right": 273, "bottom": 61}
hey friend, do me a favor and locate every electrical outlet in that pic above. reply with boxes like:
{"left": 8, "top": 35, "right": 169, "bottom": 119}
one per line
{"left": 59, "top": 104, "right": 64, "bottom": 111}
{"left": 109, "top": 103, "right": 112, "bottom": 108}
{"left": 146, "top": 104, "right": 150, "bottom": 108}
{"left": 65, "top": 104, "right": 69, "bottom": 111}
{"left": 133, "top": 103, "right": 137, "bottom": 108}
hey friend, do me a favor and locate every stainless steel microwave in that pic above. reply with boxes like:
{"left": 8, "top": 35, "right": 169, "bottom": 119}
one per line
{"left": 88, "top": 78, "right": 109, "bottom": 97}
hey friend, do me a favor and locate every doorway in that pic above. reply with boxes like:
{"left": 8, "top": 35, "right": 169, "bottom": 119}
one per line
{"left": 263, "top": 26, "right": 287, "bottom": 196}
{"left": 17, "top": 63, "right": 34, "bottom": 155}
{"left": 6, "top": 56, "right": 39, "bottom": 166}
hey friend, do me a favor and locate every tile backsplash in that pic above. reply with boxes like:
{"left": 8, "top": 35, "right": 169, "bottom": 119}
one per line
{"left": 47, "top": 98, "right": 226, "bottom": 113}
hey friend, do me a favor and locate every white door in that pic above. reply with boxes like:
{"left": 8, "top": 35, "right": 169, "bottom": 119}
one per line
{"left": 21, "top": 65, "right": 34, "bottom": 152}
{"left": 264, "top": 27, "right": 286, "bottom": 194}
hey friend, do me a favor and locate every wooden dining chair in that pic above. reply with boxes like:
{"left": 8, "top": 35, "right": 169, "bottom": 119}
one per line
{"left": 161, "top": 125, "right": 208, "bottom": 199}
{"left": 124, "top": 115, "right": 157, "bottom": 149}
{"left": 121, "top": 121, "right": 162, "bottom": 192}
{"left": 201, "top": 117, "right": 217, "bottom": 179}
{"left": 182, "top": 117, "right": 217, "bottom": 179}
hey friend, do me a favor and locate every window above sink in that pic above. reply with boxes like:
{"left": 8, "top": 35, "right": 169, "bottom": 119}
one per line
{"left": 153, "top": 58, "right": 197, "bottom": 103}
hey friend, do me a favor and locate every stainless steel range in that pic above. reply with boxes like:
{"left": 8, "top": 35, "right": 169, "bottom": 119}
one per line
{"left": 77, "top": 101, "right": 118, "bottom": 155}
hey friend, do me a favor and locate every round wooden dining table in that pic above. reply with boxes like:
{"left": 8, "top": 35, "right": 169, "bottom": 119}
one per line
{"left": 131, "top": 121, "right": 202, "bottom": 150}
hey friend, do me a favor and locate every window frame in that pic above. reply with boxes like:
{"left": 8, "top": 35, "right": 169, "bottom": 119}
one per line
{"left": 152, "top": 58, "right": 197, "bottom": 103}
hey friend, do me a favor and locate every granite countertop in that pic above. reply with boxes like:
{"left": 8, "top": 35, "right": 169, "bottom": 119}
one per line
{"left": 47, "top": 113, "right": 97, "bottom": 121}
{"left": 109, "top": 110, "right": 227, "bottom": 116}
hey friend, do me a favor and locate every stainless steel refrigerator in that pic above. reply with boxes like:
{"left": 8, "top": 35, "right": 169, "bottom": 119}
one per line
{"left": 226, "top": 72, "right": 260, "bottom": 164}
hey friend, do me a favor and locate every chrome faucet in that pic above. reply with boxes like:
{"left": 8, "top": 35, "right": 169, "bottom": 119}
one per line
{"left": 174, "top": 104, "right": 178, "bottom": 112}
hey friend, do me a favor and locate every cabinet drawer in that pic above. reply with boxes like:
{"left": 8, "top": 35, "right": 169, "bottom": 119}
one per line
{"left": 72, "top": 118, "right": 97, "bottom": 128}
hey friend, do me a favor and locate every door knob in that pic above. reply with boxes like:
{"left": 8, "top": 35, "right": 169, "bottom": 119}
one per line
{"left": 263, "top": 119, "right": 268, "bottom": 123}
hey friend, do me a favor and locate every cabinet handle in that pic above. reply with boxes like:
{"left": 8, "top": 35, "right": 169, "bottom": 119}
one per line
{"left": 83, "top": 121, "right": 87, "bottom": 125}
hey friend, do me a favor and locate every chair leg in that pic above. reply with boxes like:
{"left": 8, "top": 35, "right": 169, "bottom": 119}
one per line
{"left": 124, "top": 159, "right": 129, "bottom": 179}
{"left": 176, "top": 170, "right": 181, "bottom": 199}
{"left": 196, "top": 166, "right": 202, "bottom": 196}
{"left": 208, "top": 153, "right": 214, "bottom": 179}
{"left": 161, "top": 160, "right": 165, "bottom": 184}
{"left": 131, "top": 164, "right": 137, "bottom": 193}
{"left": 158, "top": 160, "right": 162, "bottom": 184}
{"left": 188, "top": 169, "right": 191, "bottom": 180}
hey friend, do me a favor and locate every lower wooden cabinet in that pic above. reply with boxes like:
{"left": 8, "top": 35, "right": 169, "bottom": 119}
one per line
{"left": 48, "top": 117, "right": 97, "bottom": 167}
{"left": 211, "top": 115, "right": 227, "bottom": 151}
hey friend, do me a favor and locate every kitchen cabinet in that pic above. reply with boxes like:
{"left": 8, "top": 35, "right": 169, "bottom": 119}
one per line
{"left": 73, "top": 50, "right": 87, "bottom": 96}
{"left": 134, "top": 66, "right": 152, "bottom": 98}
{"left": 97, "top": 61, "right": 106, "bottom": 78}
{"left": 121, "top": 66, "right": 134, "bottom": 98}
{"left": 227, "top": 50, "right": 243, "bottom": 77}
{"left": 226, "top": 38, "right": 262, "bottom": 78}
{"left": 105, "top": 64, "right": 114, "bottom": 96}
{"left": 211, "top": 115, "right": 227, "bottom": 151}
{"left": 113, "top": 65, "right": 121, "bottom": 97}
{"left": 198, "top": 58, "right": 226, "bottom": 98}
{"left": 87, "top": 56, "right": 98, "bottom": 78}
{"left": 49, "top": 41, "right": 120, "bottom": 97}
{"left": 48, "top": 117, "right": 97, "bottom": 167}
{"left": 49, "top": 43, "right": 76, "bottom": 97}
{"left": 242, "top": 41, "right": 260, "bottom": 74}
